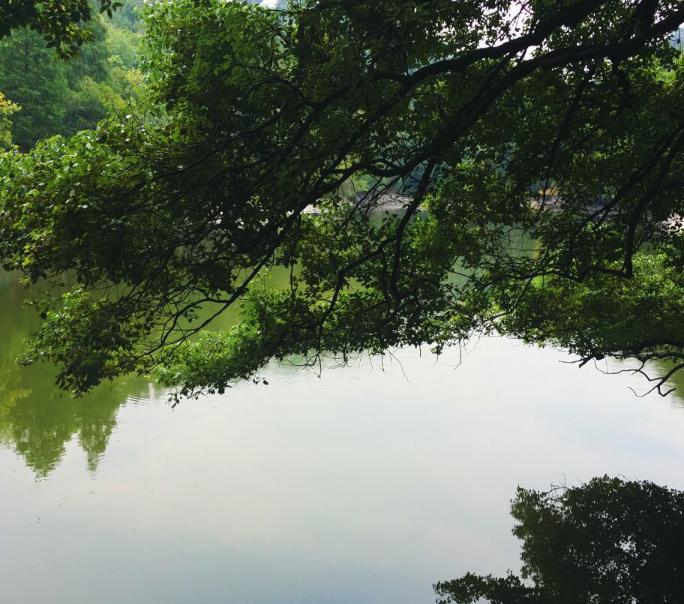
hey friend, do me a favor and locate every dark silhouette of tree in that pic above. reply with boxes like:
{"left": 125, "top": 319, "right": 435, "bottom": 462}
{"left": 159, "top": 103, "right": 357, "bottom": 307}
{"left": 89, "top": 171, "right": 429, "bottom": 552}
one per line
{"left": 435, "top": 476, "right": 684, "bottom": 604}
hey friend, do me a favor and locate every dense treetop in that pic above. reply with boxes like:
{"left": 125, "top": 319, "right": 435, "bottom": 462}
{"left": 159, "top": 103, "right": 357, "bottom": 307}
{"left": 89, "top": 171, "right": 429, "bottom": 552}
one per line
{"left": 1, "top": 0, "right": 684, "bottom": 397}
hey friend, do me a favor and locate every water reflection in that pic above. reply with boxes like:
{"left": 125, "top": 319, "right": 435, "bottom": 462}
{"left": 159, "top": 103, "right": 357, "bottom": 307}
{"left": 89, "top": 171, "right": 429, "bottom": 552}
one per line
{"left": 2, "top": 322, "right": 684, "bottom": 603}
{"left": 2, "top": 259, "right": 684, "bottom": 481}
{"left": 0, "top": 273, "right": 147, "bottom": 477}
{"left": 435, "top": 476, "right": 684, "bottom": 604}
{"left": 0, "top": 380, "right": 143, "bottom": 477}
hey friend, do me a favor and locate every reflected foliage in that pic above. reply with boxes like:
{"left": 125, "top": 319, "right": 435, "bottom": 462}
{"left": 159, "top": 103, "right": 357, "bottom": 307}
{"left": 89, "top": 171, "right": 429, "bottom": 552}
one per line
{"left": 0, "top": 273, "right": 146, "bottom": 478}
{"left": 0, "top": 370, "right": 133, "bottom": 477}
{"left": 435, "top": 476, "right": 684, "bottom": 604}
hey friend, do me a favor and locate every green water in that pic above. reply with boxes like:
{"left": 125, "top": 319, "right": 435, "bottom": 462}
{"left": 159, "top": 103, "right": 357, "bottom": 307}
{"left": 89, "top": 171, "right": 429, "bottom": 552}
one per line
{"left": 0, "top": 274, "right": 149, "bottom": 477}
{"left": 1, "top": 270, "right": 684, "bottom": 604}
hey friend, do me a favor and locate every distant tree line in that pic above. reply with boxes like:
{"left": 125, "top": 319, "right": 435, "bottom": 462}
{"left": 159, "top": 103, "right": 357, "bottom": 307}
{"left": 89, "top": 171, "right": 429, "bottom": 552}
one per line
{"left": 0, "top": 0, "right": 142, "bottom": 150}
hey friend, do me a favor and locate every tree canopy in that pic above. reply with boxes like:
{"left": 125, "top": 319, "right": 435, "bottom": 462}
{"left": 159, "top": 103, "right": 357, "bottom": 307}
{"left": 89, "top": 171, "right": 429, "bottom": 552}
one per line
{"left": 0, "top": 0, "right": 124, "bottom": 57}
{"left": 435, "top": 476, "right": 684, "bottom": 604}
{"left": 0, "top": 17, "right": 142, "bottom": 150}
{"left": 1, "top": 0, "right": 684, "bottom": 397}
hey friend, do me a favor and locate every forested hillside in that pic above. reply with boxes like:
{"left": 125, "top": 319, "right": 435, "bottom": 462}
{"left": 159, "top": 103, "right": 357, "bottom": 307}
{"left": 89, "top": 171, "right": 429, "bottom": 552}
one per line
{"left": 0, "top": 0, "right": 143, "bottom": 151}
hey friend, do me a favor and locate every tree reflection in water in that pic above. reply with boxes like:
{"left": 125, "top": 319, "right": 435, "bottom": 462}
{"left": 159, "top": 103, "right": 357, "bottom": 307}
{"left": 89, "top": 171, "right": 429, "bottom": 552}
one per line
{"left": 436, "top": 476, "right": 684, "bottom": 604}
{"left": 0, "top": 273, "right": 148, "bottom": 478}
{"left": 0, "top": 379, "right": 136, "bottom": 478}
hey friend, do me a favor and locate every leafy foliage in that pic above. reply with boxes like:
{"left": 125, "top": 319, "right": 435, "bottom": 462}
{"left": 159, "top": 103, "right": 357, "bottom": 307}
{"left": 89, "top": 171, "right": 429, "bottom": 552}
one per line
{"left": 0, "top": 29, "right": 69, "bottom": 149}
{"left": 106, "top": 0, "right": 143, "bottom": 33}
{"left": 1, "top": 0, "right": 684, "bottom": 396}
{"left": 434, "top": 476, "right": 684, "bottom": 604}
{"left": 0, "top": 15, "right": 140, "bottom": 149}
{"left": 0, "top": 0, "right": 123, "bottom": 57}
{"left": 0, "top": 91, "right": 20, "bottom": 151}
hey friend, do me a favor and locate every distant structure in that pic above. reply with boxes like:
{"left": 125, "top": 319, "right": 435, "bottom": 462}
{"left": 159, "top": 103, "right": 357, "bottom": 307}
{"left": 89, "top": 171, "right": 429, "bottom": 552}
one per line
{"left": 302, "top": 192, "right": 415, "bottom": 216}
{"left": 353, "top": 191, "right": 414, "bottom": 210}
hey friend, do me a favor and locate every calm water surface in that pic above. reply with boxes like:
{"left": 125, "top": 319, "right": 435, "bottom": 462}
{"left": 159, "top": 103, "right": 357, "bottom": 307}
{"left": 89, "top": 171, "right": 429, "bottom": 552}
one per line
{"left": 1, "top": 272, "right": 684, "bottom": 604}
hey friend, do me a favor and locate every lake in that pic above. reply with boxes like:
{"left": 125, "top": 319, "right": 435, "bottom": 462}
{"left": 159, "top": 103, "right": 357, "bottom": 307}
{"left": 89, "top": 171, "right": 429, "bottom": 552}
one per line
{"left": 1, "top": 270, "right": 684, "bottom": 604}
